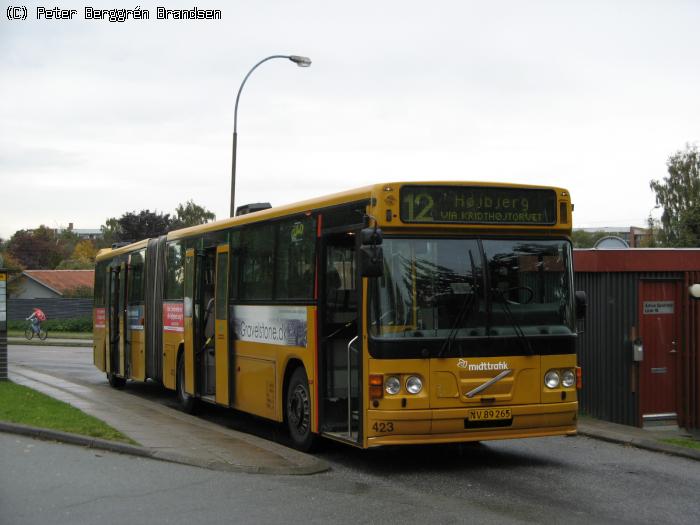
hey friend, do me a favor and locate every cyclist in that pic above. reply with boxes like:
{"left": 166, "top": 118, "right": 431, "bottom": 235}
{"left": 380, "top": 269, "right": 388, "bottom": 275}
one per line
{"left": 26, "top": 307, "right": 46, "bottom": 335}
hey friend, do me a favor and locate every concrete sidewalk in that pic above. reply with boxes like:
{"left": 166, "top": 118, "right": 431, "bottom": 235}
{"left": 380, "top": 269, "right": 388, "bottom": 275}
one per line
{"left": 7, "top": 364, "right": 329, "bottom": 475}
{"left": 577, "top": 415, "right": 700, "bottom": 462}
{"left": 8, "top": 336, "right": 92, "bottom": 347}
{"left": 3, "top": 359, "right": 699, "bottom": 474}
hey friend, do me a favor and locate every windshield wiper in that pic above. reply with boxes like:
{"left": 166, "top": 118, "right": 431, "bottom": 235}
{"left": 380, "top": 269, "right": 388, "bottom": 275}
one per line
{"left": 491, "top": 289, "right": 533, "bottom": 355}
{"left": 438, "top": 250, "right": 478, "bottom": 358}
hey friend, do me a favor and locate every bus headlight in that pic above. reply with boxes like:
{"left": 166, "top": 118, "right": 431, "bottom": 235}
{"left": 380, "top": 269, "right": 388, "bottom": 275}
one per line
{"left": 561, "top": 369, "right": 576, "bottom": 388}
{"left": 544, "top": 370, "right": 560, "bottom": 389}
{"left": 385, "top": 376, "right": 401, "bottom": 395}
{"left": 405, "top": 376, "right": 423, "bottom": 394}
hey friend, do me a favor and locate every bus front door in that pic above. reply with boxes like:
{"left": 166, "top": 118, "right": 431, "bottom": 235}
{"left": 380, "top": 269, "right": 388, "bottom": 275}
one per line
{"left": 320, "top": 233, "right": 362, "bottom": 444}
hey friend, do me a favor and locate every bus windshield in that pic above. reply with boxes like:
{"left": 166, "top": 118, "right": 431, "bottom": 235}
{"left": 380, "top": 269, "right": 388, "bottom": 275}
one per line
{"left": 369, "top": 238, "right": 574, "bottom": 339}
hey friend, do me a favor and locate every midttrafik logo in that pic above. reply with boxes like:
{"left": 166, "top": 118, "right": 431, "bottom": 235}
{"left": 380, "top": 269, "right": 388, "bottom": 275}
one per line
{"left": 457, "top": 359, "right": 509, "bottom": 371}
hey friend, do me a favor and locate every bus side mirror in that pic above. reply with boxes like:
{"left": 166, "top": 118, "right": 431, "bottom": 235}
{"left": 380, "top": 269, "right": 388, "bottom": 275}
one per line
{"left": 361, "top": 227, "right": 383, "bottom": 246}
{"left": 575, "top": 291, "right": 587, "bottom": 320}
{"left": 360, "top": 246, "right": 383, "bottom": 277}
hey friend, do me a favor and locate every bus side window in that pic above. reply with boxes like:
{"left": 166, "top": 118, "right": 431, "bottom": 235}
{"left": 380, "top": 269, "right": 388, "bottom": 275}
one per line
{"left": 239, "top": 224, "right": 275, "bottom": 300}
{"left": 276, "top": 216, "right": 315, "bottom": 300}
{"left": 165, "top": 241, "right": 184, "bottom": 300}
{"left": 326, "top": 241, "right": 356, "bottom": 324}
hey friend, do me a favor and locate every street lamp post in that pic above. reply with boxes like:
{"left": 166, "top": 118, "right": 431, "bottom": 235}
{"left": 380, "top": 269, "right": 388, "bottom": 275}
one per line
{"left": 230, "top": 54, "right": 312, "bottom": 217}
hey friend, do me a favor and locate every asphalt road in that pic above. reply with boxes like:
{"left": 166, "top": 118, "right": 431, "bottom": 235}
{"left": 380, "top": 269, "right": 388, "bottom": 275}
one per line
{"left": 6, "top": 344, "right": 700, "bottom": 524}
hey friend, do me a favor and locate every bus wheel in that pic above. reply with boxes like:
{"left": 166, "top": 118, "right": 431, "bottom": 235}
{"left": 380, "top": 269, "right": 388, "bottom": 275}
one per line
{"left": 286, "top": 367, "right": 317, "bottom": 452}
{"left": 176, "top": 354, "right": 198, "bottom": 414}
{"left": 107, "top": 372, "right": 126, "bottom": 389}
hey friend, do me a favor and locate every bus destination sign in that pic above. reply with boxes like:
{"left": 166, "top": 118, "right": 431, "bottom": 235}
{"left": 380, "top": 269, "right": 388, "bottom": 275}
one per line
{"left": 400, "top": 186, "right": 558, "bottom": 225}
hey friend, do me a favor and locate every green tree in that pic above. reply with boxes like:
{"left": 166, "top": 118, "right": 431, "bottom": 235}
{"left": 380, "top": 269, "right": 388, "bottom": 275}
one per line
{"left": 99, "top": 201, "right": 214, "bottom": 246}
{"left": 57, "top": 241, "right": 96, "bottom": 269}
{"left": 98, "top": 217, "right": 120, "bottom": 248}
{"left": 71, "top": 240, "right": 98, "bottom": 262}
{"left": 0, "top": 249, "right": 25, "bottom": 295}
{"left": 56, "top": 228, "right": 80, "bottom": 258}
{"left": 102, "top": 210, "right": 172, "bottom": 244}
{"left": 642, "top": 216, "right": 661, "bottom": 248}
{"left": 571, "top": 230, "right": 610, "bottom": 248}
{"left": 170, "top": 199, "right": 216, "bottom": 230}
{"left": 649, "top": 144, "right": 700, "bottom": 247}
{"left": 7, "top": 226, "right": 68, "bottom": 269}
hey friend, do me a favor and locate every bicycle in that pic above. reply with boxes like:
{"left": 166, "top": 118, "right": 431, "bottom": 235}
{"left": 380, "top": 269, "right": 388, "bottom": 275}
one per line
{"left": 24, "top": 321, "right": 48, "bottom": 341}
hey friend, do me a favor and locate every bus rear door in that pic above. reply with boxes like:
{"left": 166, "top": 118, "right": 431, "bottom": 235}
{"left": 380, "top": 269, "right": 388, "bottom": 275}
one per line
{"left": 107, "top": 261, "right": 128, "bottom": 378}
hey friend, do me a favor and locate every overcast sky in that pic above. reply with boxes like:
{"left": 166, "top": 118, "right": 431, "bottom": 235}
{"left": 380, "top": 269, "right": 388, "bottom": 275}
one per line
{"left": 1, "top": 0, "right": 699, "bottom": 239}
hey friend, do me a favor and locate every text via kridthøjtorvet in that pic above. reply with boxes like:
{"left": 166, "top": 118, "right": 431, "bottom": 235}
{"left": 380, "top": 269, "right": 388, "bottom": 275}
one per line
{"left": 6, "top": 6, "right": 223, "bottom": 22}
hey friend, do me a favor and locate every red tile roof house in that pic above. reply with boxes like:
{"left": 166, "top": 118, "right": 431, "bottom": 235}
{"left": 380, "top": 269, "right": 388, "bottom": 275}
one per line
{"left": 12, "top": 270, "right": 94, "bottom": 299}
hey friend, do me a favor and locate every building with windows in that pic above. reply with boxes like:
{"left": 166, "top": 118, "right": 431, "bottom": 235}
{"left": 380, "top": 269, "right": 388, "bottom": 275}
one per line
{"left": 56, "top": 223, "right": 102, "bottom": 241}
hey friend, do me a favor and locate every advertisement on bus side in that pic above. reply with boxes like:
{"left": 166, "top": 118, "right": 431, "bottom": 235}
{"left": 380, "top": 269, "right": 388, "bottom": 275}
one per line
{"left": 163, "top": 302, "right": 184, "bottom": 332}
{"left": 231, "top": 305, "right": 307, "bottom": 348}
{"left": 94, "top": 307, "right": 106, "bottom": 329}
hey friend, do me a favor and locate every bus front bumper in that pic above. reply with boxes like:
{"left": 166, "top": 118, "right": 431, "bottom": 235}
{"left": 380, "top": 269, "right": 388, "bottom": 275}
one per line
{"left": 366, "top": 402, "right": 578, "bottom": 447}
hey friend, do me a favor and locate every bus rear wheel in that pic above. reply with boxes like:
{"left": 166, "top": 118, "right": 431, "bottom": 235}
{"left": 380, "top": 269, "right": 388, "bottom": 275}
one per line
{"left": 176, "top": 354, "right": 198, "bottom": 414}
{"left": 107, "top": 372, "right": 126, "bottom": 389}
{"left": 286, "top": 367, "right": 317, "bottom": 452}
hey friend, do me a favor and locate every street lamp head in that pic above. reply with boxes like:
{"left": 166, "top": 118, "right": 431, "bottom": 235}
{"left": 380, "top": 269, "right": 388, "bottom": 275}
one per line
{"left": 289, "top": 55, "right": 312, "bottom": 67}
{"left": 230, "top": 53, "right": 312, "bottom": 217}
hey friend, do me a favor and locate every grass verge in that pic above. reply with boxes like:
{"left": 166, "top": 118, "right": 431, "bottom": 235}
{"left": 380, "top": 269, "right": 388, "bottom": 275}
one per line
{"left": 0, "top": 381, "right": 137, "bottom": 445}
{"left": 661, "top": 438, "right": 700, "bottom": 451}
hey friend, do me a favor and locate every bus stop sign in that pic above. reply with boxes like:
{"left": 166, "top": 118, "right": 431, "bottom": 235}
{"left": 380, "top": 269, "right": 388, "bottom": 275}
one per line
{"left": 0, "top": 270, "right": 7, "bottom": 380}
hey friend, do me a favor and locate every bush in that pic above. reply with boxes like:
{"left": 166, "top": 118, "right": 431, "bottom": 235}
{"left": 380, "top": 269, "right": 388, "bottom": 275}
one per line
{"left": 8, "top": 316, "right": 93, "bottom": 333}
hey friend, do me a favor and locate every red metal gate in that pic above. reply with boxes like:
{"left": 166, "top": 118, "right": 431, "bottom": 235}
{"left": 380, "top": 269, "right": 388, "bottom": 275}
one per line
{"left": 638, "top": 280, "right": 680, "bottom": 422}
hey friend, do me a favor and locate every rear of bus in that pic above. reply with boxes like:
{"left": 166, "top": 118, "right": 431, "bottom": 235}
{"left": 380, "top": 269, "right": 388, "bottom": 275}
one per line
{"left": 363, "top": 183, "right": 580, "bottom": 446}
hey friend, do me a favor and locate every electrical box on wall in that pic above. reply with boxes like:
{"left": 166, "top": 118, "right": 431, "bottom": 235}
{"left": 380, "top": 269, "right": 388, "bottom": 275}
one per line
{"left": 633, "top": 338, "right": 644, "bottom": 362}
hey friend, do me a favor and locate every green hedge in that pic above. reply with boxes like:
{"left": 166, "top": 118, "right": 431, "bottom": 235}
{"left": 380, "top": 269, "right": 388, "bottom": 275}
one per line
{"left": 7, "top": 316, "right": 93, "bottom": 333}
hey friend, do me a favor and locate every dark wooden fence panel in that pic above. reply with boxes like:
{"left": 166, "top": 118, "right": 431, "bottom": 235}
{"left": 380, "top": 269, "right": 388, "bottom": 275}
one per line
{"left": 7, "top": 298, "right": 93, "bottom": 320}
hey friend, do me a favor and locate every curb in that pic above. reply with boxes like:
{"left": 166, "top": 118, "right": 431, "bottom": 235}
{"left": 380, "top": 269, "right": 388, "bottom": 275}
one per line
{"left": 577, "top": 427, "right": 700, "bottom": 462}
{"left": 0, "top": 421, "right": 330, "bottom": 475}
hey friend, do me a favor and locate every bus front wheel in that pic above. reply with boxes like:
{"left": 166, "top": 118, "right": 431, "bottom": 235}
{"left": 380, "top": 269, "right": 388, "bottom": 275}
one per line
{"left": 286, "top": 367, "right": 317, "bottom": 452}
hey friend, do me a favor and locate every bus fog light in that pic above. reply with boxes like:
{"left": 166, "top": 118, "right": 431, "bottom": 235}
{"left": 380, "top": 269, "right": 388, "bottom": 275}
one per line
{"left": 385, "top": 376, "right": 401, "bottom": 395}
{"left": 544, "top": 370, "right": 560, "bottom": 389}
{"left": 561, "top": 369, "right": 575, "bottom": 388}
{"left": 406, "top": 376, "right": 423, "bottom": 394}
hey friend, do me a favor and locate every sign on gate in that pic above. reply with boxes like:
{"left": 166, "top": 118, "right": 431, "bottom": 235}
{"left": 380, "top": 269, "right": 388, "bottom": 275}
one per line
{"left": 643, "top": 301, "right": 674, "bottom": 315}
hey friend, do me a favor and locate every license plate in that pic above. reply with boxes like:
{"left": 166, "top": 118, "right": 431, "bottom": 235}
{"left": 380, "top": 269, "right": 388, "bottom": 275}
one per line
{"left": 468, "top": 408, "right": 512, "bottom": 421}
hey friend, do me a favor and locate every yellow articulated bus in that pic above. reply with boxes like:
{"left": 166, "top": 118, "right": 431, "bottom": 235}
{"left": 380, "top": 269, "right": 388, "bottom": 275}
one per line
{"left": 93, "top": 181, "right": 584, "bottom": 451}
